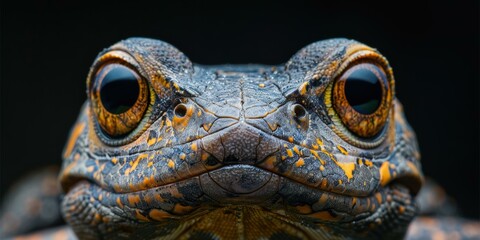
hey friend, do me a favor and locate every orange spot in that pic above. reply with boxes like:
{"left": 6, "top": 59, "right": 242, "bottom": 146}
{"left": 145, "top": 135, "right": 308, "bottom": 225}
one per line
{"left": 316, "top": 138, "right": 324, "bottom": 146}
{"left": 125, "top": 154, "right": 148, "bottom": 176}
{"left": 135, "top": 210, "right": 150, "bottom": 222}
{"left": 173, "top": 203, "right": 194, "bottom": 215}
{"left": 147, "top": 161, "right": 153, "bottom": 168}
{"left": 197, "top": 110, "right": 202, "bottom": 117}
{"left": 320, "top": 165, "right": 325, "bottom": 171}
{"left": 286, "top": 149, "right": 294, "bottom": 158}
{"left": 398, "top": 206, "right": 405, "bottom": 214}
{"left": 86, "top": 166, "right": 95, "bottom": 173}
{"left": 149, "top": 209, "right": 171, "bottom": 221}
{"left": 312, "top": 143, "right": 319, "bottom": 150}
{"left": 288, "top": 136, "right": 294, "bottom": 142}
{"left": 293, "top": 146, "right": 301, "bottom": 155}
{"left": 379, "top": 161, "right": 391, "bottom": 186}
{"left": 335, "top": 161, "right": 355, "bottom": 180}
{"left": 111, "top": 157, "right": 118, "bottom": 164}
{"left": 63, "top": 122, "right": 85, "bottom": 158}
{"left": 375, "top": 192, "right": 383, "bottom": 204}
{"left": 338, "top": 179, "right": 343, "bottom": 184}
{"left": 127, "top": 195, "right": 141, "bottom": 206}
{"left": 295, "top": 158, "right": 305, "bottom": 167}
{"left": 147, "top": 137, "right": 157, "bottom": 146}
{"left": 167, "top": 160, "right": 175, "bottom": 169}
{"left": 259, "top": 83, "right": 265, "bottom": 88}
{"left": 298, "top": 82, "right": 309, "bottom": 95}
{"left": 179, "top": 153, "right": 186, "bottom": 160}
{"left": 320, "top": 179, "right": 328, "bottom": 188}
{"left": 201, "top": 152, "right": 210, "bottom": 161}
{"left": 116, "top": 197, "right": 124, "bottom": 208}
{"left": 263, "top": 155, "right": 277, "bottom": 169}
{"left": 191, "top": 142, "right": 198, "bottom": 151}
{"left": 364, "top": 160, "right": 373, "bottom": 167}
{"left": 337, "top": 145, "right": 348, "bottom": 155}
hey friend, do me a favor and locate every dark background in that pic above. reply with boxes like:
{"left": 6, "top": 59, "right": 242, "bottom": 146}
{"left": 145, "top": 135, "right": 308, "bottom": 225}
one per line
{"left": 1, "top": 1, "right": 478, "bottom": 219}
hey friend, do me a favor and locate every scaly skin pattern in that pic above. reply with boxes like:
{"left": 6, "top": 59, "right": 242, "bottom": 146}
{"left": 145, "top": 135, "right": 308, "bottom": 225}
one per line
{"left": 16, "top": 38, "right": 433, "bottom": 240}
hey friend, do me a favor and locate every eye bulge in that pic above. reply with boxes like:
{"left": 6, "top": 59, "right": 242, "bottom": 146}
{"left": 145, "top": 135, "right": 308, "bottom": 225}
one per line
{"left": 331, "top": 62, "right": 391, "bottom": 140}
{"left": 90, "top": 62, "right": 149, "bottom": 138}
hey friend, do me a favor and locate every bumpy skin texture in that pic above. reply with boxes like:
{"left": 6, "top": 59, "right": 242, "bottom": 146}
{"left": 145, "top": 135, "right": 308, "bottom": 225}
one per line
{"left": 54, "top": 38, "right": 426, "bottom": 240}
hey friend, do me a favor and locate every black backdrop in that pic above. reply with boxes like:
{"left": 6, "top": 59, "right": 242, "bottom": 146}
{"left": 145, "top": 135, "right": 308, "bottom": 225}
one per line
{"left": 1, "top": 1, "right": 479, "bottom": 219}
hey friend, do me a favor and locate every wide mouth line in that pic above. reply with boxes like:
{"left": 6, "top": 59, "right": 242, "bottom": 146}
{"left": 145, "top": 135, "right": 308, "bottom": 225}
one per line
{"left": 63, "top": 163, "right": 415, "bottom": 202}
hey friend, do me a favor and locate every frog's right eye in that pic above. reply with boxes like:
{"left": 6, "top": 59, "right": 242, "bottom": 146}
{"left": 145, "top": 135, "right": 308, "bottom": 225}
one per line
{"left": 91, "top": 63, "right": 149, "bottom": 138}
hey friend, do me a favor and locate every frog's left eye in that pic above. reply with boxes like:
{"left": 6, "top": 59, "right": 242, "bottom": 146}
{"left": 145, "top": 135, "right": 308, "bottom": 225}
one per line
{"left": 91, "top": 63, "right": 149, "bottom": 138}
{"left": 331, "top": 62, "right": 392, "bottom": 139}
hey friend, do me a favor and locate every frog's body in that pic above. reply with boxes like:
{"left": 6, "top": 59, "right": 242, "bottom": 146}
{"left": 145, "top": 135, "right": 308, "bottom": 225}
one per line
{"left": 1, "top": 38, "right": 479, "bottom": 240}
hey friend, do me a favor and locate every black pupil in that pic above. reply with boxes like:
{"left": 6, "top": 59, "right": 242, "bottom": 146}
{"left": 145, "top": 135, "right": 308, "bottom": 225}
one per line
{"left": 344, "top": 66, "right": 383, "bottom": 115}
{"left": 99, "top": 65, "right": 140, "bottom": 114}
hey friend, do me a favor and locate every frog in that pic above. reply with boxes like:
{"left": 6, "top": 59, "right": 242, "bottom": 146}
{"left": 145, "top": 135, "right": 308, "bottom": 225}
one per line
{"left": 1, "top": 38, "right": 479, "bottom": 240}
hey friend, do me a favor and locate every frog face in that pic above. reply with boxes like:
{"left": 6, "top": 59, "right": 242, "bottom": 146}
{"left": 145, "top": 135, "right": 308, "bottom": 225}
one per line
{"left": 60, "top": 38, "right": 423, "bottom": 239}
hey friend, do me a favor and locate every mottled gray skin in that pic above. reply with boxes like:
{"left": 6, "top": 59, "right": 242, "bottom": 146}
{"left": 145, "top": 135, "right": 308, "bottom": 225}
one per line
{"left": 55, "top": 38, "right": 424, "bottom": 240}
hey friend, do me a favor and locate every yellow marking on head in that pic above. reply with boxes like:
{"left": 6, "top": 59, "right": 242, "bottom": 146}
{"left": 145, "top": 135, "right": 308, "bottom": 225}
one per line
{"left": 147, "top": 137, "right": 157, "bottom": 146}
{"left": 320, "top": 165, "right": 325, "bottom": 171}
{"left": 173, "top": 82, "right": 180, "bottom": 91}
{"left": 167, "top": 160, "right": 175, "bottom": 169}
{"left": 293, "top": 146, "right": 301, "bottom": 156}
{"left": 147, "top": 161, "right": 153, "bottom": 168}
{"left": 94, "top": 213, "right": 101, "bottom": 222}
{"left": 310, "top": 150, "right": 320, "bottom": 159}
{"left": 288, "top": 136, "right": 294, "bottom": 143}
{"left": 116, "top": 197, "right": 124, "bottom": 208}
{"left": 149, "top": 209, "right": 171, "bottom": 221}
{"left": 312, "top": 143, "right": 319, "bottom": 150}
{"left": 191, "top": 142, "right": 198, "bottom": 151}
{"left": 135, "top": 210, "right": 150, "bottom": 222}
{"left": 357, "top": 158, "right": 363, "bottom": 165}
{"left": 63, "top": 122, "right": 85, "bottom": 158}
{"left": 298, "top": 82, "right": 309, "bottom": 95}
{"left": 125, "top": 153, "right": 148, "bottom": 176}
{"left": 179, "top": 153, "right": 186, "bottom": 160}
{"left": 281, "top": 155, "right": 287, "bottom": 161}
{"left": 337, "top": 145, "right": 348, "bottom": 155}
{"left": 295, "top": 204, "right": 312, "bottom": 214}
{"left": 259, "top": 83, "right": 265, "bottom": 88}
{"left": 127, "top": 195, "right": 141, "bottom": 206}
{"left": 379, "top": 161, "right": 391, "bottom": 186}
{"left": 335, "top": 161, "right": 355, "bottom": 180}
{"left": 202, "top": 123, "right": 212, "bottom": 131}
{"left": 309, "top": 211, "right": 342, "bottom": 221}
{"left": 286, "top": 149, "right": 294, "bottom": 158}
{"left": 295, "top": 158, "right": 305, "bottom": 167}
{"left": 316, "top": 138, "right": 324, "bottom": 146}
{"left": 338, "top": 179, "right": 343, "bottom": 184}
{"left": 364, "top": 160, "right": 374, "bottom": 167}
{"left": 173, "top": 203, "right": 194, "bottom": 215}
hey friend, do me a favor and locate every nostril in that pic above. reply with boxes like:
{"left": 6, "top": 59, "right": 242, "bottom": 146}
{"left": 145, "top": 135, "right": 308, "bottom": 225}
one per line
{"left": 291, "top": 104, "right": 307, "bottom": 119}
{"left": 174, "top": 104, "right": 188, "bottom": 117}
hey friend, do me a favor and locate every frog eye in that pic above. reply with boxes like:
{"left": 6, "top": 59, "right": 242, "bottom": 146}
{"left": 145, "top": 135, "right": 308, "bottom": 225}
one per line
{"left": 332, "top": 62, "right": 391, "bottom": 138}
{"left": 91, "top": 63, "right": 149, "bottom": 138}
